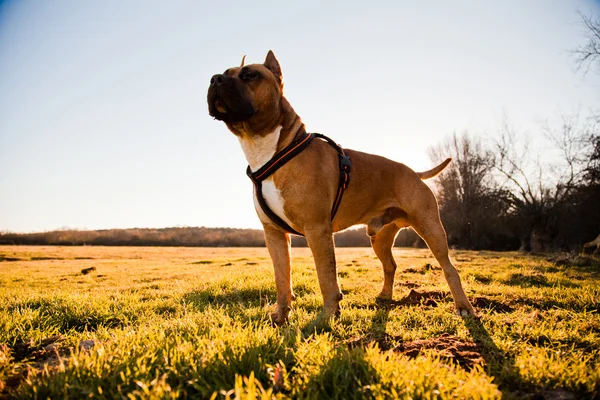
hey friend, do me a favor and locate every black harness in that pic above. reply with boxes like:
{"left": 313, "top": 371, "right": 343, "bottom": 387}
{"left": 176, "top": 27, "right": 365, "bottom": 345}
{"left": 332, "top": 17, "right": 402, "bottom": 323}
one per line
{"left": 246, "top": 132, "right": 351, "bottom": 236}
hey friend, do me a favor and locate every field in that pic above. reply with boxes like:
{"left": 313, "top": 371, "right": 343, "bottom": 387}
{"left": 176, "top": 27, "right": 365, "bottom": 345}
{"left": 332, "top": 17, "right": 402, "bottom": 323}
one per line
{"left": 0, "top": 245, "right": 599, "bottom": 399}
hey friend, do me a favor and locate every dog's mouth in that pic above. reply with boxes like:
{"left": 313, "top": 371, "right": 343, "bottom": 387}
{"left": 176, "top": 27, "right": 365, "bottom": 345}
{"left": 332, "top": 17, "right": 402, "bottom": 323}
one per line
{"left": 208, "top": 95, "right": 254, "bottom": 123}
{"left": 214, "top": 98, "right": 228, "bottom": 114}
{"left": 207, "top": 90, "right": 230, "bottom": 121}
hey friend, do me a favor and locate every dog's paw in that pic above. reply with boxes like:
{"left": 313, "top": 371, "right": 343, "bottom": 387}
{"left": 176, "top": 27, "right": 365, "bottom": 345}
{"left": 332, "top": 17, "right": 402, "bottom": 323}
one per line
{"left": 322, "top": 304, "right": 341, "bottom": 319}
{"left": 455, "top": 304, "right": 478, "bottom": 318}
{"left": 269, "top": 305, "right": 292, "bottom": 326}
{"left": 269, "top": 311, "right": 288, "bottom": 326}
{"left": 376, "top": 292, "right": 393, "bottom": 302}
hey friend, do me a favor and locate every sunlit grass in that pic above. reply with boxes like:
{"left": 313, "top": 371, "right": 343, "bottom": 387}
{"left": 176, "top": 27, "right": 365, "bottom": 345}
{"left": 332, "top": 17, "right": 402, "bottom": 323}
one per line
{"left": 0, "top": 246, "right": 598, "bottom": 398}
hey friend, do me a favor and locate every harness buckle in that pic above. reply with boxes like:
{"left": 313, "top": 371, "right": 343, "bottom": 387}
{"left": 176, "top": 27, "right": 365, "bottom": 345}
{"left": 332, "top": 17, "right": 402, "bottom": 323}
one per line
{"left": 339, "top": 154, "right": 351, "bottom": 173}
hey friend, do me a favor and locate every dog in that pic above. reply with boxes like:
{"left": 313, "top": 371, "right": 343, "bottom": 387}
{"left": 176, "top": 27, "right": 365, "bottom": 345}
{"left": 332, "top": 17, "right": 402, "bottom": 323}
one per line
{"left": 207, "top": 51, "right": 475, "bottom": 324}
{"left": 583, "top": 234, "right": 600, "bottom": 255}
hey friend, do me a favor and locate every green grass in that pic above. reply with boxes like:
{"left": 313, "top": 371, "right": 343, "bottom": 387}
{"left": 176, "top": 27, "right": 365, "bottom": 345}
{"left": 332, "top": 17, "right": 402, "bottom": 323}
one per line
{"left": 0, "top": 245, "right": 599, "bottom": 399}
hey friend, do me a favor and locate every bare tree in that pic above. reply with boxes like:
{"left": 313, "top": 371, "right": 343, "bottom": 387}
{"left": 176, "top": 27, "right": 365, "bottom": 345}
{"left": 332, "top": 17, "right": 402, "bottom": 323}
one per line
{"left": 573, "top": 10, "right": 600, "bottom": 75}
{"left": 429, "top": 133, "right": 512, "bottom": 250}
{"left": 494, "top": 114, "right": 595, "bottom": 251}
{"left": 584, "top": 133, "right": 600, "bottom": 184}
{"left": 542, "top": 111, "right": 595, "bottom": 197}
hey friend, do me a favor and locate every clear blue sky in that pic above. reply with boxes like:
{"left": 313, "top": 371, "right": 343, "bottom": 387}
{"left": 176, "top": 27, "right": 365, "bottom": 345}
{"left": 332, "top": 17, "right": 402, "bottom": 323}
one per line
{"left": 1, "top": 0, "right": 599, "bottom": 232}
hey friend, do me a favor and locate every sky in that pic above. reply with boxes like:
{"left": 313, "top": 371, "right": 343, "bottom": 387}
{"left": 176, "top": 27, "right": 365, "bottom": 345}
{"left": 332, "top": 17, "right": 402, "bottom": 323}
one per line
{"left": 1, "top": 0, "right": 599, "bottom": 233}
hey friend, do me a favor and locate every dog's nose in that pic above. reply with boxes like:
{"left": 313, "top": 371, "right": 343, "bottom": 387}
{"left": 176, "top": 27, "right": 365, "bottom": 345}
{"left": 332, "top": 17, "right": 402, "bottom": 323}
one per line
{"left": 210, "top": 74, "right": 225, "bottom": 86}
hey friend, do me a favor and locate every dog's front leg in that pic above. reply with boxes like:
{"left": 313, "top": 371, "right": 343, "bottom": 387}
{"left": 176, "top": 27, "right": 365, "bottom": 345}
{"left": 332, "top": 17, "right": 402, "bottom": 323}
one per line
{"left": 304, "top": 225, "right": 343, "bottom": 318}
{"left": 264, "top": 224, "right": 293, "bottom": 324}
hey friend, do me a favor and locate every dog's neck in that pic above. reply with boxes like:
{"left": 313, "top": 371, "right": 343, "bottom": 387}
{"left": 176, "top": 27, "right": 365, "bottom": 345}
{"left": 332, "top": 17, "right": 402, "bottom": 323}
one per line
{"left": 237, "top": 98, "right": 305, "bottom": 172}
{"left": 238, "top": 125, "right": 283, "bottom": 171}
{"left": 237, "top": 119, "right": 305, "bottom": 172}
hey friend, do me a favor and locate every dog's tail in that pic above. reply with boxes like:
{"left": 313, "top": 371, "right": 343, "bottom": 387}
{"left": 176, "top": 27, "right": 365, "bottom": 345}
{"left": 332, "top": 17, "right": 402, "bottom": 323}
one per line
{"left": 416, "top": 158, "right": 452, "bottom": 180}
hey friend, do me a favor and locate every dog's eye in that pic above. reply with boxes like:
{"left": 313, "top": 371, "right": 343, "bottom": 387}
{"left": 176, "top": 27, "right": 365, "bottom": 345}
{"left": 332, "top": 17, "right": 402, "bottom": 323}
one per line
{"left": 241, "top": 71, "right": 260, "bottom": 82}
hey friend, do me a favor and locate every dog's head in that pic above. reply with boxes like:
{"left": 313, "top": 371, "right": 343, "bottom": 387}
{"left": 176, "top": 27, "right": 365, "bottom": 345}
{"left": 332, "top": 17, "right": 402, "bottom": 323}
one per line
{"left": 208, "top": 50, "right": 284, "bottom": 136}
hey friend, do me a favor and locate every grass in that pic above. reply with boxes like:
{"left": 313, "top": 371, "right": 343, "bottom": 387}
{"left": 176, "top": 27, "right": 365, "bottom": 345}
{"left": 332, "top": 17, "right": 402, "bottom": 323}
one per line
{"left": 0, "top": 245, "right": 599, "bottom": 399}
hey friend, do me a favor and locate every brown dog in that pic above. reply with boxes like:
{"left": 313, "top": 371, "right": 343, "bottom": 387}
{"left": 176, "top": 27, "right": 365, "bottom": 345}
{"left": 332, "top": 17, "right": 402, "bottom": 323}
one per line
{"left": 583, "top": 234, "right": 600, "bottom": 255}
{"left": 208, "top": 51, "right": 475, "bottom": 323}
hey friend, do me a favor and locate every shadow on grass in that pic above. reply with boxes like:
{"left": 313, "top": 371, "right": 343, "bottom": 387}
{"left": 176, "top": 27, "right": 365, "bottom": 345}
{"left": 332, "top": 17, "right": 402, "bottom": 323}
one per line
{"left": 362, "top": 298, "right": 577, "bottom": 398}
{"left": 183, "top": 281, "right": 317, "bottom": 311}
{"left": 502, "top": 273, "right": 552, "bottom": 288}
{"left": 462, "top": 317, "right": 525, "bottom": 397}
{"left": 364, "top": 305, "right": 529, "bottom": 396}
{"left": 183, "top": 287, "right": 275, "bottom": 310}
{"left": 300, "top": 345, "right": 380, "bottom": 399}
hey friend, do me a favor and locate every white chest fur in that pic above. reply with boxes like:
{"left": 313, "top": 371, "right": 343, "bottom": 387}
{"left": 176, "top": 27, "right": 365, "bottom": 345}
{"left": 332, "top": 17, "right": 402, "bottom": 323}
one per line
{"left": 238, "top": 126, "right": 295, "bottom": 228}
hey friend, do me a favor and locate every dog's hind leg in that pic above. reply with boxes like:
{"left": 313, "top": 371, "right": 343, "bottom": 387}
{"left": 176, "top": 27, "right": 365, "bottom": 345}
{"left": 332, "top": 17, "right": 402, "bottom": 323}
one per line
{"left": 304, "top": 225, "right": 343, "bottom": 318}
{"left": 410, "top": 213, "right": 475, "bottom": 316}
{"left": 264, "top": 225, "right": 293, "bottom": 324}
{"left": 370, "top": 223, "right": 401, "bottom": 300}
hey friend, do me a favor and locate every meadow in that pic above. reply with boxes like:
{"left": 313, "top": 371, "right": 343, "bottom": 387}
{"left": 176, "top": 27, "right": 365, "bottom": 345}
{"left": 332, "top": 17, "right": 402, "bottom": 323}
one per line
{"left": 0, "top": 245, "right": 599, "bottom": 399}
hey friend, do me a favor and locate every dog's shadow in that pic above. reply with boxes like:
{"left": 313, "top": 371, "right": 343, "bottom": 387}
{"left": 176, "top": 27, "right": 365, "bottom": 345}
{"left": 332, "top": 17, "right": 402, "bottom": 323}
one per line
{"left": 365, "top": 296, "right": 531, "bottom": 397}
{"left": 182, "top": 286, "right": 275, "bottom": 312}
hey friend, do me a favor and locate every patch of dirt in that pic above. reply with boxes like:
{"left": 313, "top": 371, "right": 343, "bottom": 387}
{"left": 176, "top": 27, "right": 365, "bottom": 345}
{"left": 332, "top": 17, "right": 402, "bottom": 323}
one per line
{"left": 456, "top": 257, "right": 473, "bottom": 262}
{"left": 397, "top": 289, "right": 448, "bottom": 307}
{"left": 0, "top": 255, "right": 21, "bottom": 262}
{"left": 394, "top": 333, "right": 484, "bottom": 369}
{"left": 78, "top": 339, "right": 96, "bottom": 351}
{"left": 471, "top": 274, "right": 492, "bottom": 284}
{"left": 11, "top": 337, "right": 97, "bottom": 371}
{"left": 81, "top": 267, "right": 96, "bottom": 275}
{"left": 396, "top": 281, "right": 419, "bottom": 289}
{"left": 12, "top": 335, "right": 66, "bottom": 363}
{"left": 525, "top": 389, "right": 578, "bottom": 400}
{"left": 1, "top": 336, "right": 74, "bottom": 395}
{"left": 551, "top": 253, "right": 600, "bottom": 268}
{"left": 404, "top": 264, "right": 441, "bottom": 274}
{"left": 344, "top": 333, "right": 403, "bottom": 351}
{"left": 472, "top": 297, "right": 514, "bottom": 313}
{"left": 375, "top": 290, "right": 449, "bottom": 309}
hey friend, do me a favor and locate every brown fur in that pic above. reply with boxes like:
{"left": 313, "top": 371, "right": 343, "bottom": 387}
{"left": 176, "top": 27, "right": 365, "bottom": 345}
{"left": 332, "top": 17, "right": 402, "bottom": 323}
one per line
{"left": 208, "top": 51, "right": 475, "bottom": 323}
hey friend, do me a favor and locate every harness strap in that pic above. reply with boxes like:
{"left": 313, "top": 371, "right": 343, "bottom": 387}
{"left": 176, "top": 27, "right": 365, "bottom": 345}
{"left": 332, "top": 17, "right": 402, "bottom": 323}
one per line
{"left": 247, "top": 132, "right": 315, "bottom": 182}
{"left": 314, "top": 133, "right": 351, "bottom": 219}
{"left": 246, "top": 132, "right": 351, "bottom": 236}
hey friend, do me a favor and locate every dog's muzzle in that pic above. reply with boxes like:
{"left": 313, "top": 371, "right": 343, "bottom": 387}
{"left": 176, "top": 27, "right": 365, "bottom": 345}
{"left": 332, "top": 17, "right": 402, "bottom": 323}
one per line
{"left": 207, "top": 74, "right": 254, "bottom": 123}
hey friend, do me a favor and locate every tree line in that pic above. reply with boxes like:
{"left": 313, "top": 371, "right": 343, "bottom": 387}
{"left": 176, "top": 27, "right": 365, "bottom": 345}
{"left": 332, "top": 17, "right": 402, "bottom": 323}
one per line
{"left": 0, "top": 226, "right": 425, "bottom": 248}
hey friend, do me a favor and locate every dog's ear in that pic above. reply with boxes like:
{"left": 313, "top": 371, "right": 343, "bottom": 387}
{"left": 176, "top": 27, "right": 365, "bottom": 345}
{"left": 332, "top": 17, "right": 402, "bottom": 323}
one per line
{"left": 264, "top": 50, "right": 283, "bottom": 85}
{"left": 240, "top": 55, "right": 246, "bottom": 67}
